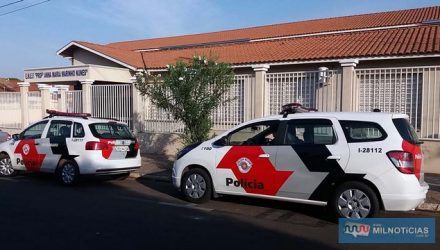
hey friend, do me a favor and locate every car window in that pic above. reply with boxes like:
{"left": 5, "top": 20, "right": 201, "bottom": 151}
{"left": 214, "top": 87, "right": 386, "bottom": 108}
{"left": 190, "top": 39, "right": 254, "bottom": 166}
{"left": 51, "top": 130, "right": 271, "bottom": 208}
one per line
{"left": 21, "top": 121, "right": 48, "bottom": 139}
{"left": 89, "top": 123, "right": 134, "bottom": 139}
{"left": 392, "top": 118, "right": 420, "bottom": 144}
{"left": 339, "top": 120, "right": 387, "bottom": 143}
{"left": 47, "top": 120, "right": 72, "bottom": 138}
{"left": 73, "top": 122, "right": 85, "bottom": 138}
{"left": 228, "top": 121, "right": 279, "bottom": 146}
{"left": 284, "top": 119, "right": 336, "bottom": 145}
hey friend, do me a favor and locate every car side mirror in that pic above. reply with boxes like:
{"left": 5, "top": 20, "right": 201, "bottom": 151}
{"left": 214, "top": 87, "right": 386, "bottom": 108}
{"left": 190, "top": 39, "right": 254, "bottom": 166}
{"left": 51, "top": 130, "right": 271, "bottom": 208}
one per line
{"left": 213, "top": 136, "right": 227, "bottom": 146}
{"left": 12, "top": 134, "right": 20, "bottom": 141}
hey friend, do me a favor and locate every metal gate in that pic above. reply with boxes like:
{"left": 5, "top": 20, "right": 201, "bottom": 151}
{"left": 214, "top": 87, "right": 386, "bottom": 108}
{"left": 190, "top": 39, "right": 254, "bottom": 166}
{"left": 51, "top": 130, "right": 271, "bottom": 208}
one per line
{"left": 66, "top": 90, "right": 83, "bottom": 113}
{"left": 91, "top": 84, "right": 132, "bottom": 126}
{"left": 266, "top": 70, "right": 341, "bottom": 114}
{"left": 355, "top": 66, "right": 440, "bottom": 140}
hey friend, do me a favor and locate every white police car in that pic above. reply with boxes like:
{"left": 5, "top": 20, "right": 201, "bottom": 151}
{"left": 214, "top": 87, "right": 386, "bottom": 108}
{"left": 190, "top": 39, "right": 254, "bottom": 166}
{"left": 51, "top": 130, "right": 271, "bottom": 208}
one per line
{"left": 172, "top": 104, "right": 429, "bottom": 218}
{"left": 0, "top": 110, "right": 141, "bottom": 185}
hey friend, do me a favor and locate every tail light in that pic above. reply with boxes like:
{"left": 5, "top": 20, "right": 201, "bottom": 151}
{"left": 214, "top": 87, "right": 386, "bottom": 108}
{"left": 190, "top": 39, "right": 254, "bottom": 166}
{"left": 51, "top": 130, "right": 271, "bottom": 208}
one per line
{"left": 86, "top": 141, "right": 109, "bottom": 150}
{"left": 134, "top": 142, "right": 140, "bottom": 151}
{"left": 387, "top": 151, "right": 414, "bottom": 174}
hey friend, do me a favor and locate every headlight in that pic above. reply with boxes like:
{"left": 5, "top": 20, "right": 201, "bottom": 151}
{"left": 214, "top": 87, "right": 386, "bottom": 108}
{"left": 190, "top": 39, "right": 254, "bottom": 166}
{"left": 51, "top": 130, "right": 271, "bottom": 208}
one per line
{"left": 176, "top": 143, "right": 201, "bottom": 160}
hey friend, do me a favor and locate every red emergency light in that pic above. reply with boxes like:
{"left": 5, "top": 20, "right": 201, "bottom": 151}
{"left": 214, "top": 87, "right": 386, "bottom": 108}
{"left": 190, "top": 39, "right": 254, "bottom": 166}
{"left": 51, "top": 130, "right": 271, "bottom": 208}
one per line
{"left": 46, "top": 109, "right": 91, "bottom": 118}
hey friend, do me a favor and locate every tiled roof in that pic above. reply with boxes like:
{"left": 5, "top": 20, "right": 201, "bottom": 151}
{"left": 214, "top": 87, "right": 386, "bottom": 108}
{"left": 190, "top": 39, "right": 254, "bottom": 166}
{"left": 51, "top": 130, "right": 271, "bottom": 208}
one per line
{"left": 62, "top": 6, "right": 440, "bottom": 70}
{"left": 75, "top": 24, "right": 440, "bottom": 69}
{"left": 107, "top": 6, "right": 440, "bottom": 51}
{"left": 0, "top": 78, "right": 39, "bottom": 92}
{"left": 74, "top": 41, "right": 143, "bottom": 68}
{"left": 0, "top": 78, "right": 19, "bottom": 91}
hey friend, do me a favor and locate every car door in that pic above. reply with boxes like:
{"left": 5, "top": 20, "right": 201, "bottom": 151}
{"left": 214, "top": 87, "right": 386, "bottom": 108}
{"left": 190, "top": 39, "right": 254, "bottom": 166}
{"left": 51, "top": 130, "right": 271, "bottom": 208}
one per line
{"left": 39, "top": 120, "right": 73, "bottom": 173}
{"left": 13, "top": 120, "right": 49, "bottom": 172}
{"left": 275, "top": 118, "right": 350, "bottom": 201}
{"left": 215, "top": 120, "right": 294, "bottom": 197}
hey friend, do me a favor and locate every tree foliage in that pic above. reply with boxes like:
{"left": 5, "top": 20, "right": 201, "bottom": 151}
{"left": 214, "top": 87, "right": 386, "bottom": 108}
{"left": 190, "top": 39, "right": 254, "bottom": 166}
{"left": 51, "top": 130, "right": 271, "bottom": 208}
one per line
{"left": 135, "top": 55, "right": 234, "bottom": 145}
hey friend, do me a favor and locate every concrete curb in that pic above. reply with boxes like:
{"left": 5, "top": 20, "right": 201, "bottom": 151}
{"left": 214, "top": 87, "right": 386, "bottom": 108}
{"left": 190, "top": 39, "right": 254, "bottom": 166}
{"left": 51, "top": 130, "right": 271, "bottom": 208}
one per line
{"left": 129, "top": 172, "right": 142, "bottom": 179}
{"left": 129, "top": 172, "right": 172, "bottom": 182}
{"left": 416, "top": 202, "right": 440, "bottom": 212}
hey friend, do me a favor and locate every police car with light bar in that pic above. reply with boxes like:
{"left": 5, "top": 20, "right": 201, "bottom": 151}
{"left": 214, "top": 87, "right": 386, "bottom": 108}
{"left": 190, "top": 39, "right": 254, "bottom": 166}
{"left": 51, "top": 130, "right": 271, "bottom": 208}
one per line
{"left": 0, "top": 110, "right": 141, "bottom": 185}
{"left": 172, "top": 103, "right": 429, "bottom": 218}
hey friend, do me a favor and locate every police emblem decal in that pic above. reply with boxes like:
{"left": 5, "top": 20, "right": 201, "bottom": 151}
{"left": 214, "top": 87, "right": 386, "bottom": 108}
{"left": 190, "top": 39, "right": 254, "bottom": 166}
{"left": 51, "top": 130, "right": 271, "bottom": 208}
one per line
{"left": 236, "top": 157, "right": 252, "bottom": 173}
{"left": 22, "top": 144, "right": 30, "bottom": 155}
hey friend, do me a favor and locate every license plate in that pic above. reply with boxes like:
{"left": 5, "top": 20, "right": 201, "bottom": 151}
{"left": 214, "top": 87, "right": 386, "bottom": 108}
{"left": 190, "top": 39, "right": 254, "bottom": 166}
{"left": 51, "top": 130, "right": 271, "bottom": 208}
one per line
{"left": 114, "top": 146, "right": 130, "bottom": 152}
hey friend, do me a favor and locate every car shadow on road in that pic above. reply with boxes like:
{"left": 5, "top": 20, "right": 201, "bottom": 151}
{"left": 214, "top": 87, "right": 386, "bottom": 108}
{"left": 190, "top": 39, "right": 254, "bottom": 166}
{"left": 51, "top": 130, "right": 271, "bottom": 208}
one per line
{"left": 136, "top": 177, "right": 337, "bottom": 224}
{"left": 1, "top": 174, "right": 338, "bottom": 250}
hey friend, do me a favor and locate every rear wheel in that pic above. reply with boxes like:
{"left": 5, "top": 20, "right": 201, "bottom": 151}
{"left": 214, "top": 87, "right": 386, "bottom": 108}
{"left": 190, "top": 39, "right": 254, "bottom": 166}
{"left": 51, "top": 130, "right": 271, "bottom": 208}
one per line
{"left": 181, "top": 168, "right": 212, "bottom": 203}
{"left": 330, "top": 181, "right": 379, "bottom": 218}
{"left": 0, "top": 154, "right": 16, "bottom": 177}
{"left": 57, "top": 160, "right": 80, "bottom": 186}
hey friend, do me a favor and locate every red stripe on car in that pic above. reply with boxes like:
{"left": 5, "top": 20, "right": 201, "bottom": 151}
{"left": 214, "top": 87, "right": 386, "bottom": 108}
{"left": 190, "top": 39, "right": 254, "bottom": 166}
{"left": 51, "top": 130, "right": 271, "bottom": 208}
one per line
{"left": 217, "top": 146, "right": 293, "bottom": 196}
{"left": 14, "top": 139, "right": 46, "bottom": 172}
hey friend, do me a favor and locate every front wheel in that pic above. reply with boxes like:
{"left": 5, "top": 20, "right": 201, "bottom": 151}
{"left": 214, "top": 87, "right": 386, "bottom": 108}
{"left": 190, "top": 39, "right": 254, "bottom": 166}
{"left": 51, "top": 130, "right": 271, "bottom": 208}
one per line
{"left": 329, "top": 181, "right": 379, "bottom": 218}
{"left": 57, "top": 160, "right": 80, "bottom": 186}
{"left": 0, "top": 154, "right": 16, "bottom": 177}
{"left": 181, "top": 168, "right": 212, "bottom": 203}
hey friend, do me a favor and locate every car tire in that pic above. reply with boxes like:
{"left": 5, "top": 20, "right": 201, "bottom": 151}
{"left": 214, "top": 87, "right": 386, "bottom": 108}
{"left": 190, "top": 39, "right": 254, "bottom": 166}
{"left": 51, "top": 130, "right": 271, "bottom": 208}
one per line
{"left": 0, "top": 154, "right": 16, "bottom": 177}
{"left": 56, "top": 160, "right": 80, "bottom": 186}
{"left": 329, "top": 181, "right": 379, "bottom": 219}
{"left": 181, "top": 168, "right": 212, "bottom": 203}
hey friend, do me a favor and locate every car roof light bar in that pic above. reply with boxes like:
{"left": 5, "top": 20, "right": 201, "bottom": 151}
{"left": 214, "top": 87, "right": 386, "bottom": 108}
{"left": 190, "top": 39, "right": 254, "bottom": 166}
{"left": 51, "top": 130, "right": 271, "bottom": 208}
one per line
{"left": 280, "top": 103, "right": 317, "bottom": 118}
{"left": 46, "top": 109, "right": 91, "bottom": 119}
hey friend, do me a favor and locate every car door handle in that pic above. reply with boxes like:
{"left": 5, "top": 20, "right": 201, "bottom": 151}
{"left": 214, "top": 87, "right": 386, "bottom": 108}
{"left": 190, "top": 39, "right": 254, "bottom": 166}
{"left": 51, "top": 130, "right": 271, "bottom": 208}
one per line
{"left": 326, "top": 155, "right": 341, "bottom": 161}
{"left": 258, "top": 153, "right": 270, "bottom": 158}
{"left": 34, "top": 143, "right": 40, "bottom": 145}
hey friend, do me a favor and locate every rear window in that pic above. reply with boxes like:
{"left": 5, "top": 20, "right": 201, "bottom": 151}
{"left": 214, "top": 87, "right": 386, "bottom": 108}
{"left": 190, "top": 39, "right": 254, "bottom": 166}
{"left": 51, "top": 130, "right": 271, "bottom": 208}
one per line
{"left": 339, "top": 120, "right": 387, "bottom": 143}
{"left": 89, "top": 123, "right": 134, "bottom": 139}
{"left": 392, "top": 118, "right": 421, "bottom": 144}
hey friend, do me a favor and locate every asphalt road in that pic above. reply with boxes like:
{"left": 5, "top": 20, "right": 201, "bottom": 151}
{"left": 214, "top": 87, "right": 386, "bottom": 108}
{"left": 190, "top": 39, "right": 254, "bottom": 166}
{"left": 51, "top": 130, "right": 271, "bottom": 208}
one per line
{"left": 0, "top": 175, "right": 439, "bottom": 250}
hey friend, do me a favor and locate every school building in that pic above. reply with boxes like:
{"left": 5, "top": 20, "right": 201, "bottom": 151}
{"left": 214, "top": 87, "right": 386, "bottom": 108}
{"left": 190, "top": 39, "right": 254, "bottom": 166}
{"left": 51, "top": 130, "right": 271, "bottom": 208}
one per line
{"left": 1, "top": 6, "right": 440, "bottom": 172}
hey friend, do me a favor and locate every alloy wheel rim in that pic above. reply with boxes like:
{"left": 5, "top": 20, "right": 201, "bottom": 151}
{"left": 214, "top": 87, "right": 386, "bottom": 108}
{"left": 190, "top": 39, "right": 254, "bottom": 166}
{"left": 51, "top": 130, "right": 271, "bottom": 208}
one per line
{"left": 61, "top": 163, "right": 76, "bottom": 184}
{"left": 0, "top": 157, "right": 14, "bottom": 176}
{"left": 185, "top": 173, "right": 206, "bottom": 199}
{"left": 337, "top": 189, "right": 371, "bottom": 218}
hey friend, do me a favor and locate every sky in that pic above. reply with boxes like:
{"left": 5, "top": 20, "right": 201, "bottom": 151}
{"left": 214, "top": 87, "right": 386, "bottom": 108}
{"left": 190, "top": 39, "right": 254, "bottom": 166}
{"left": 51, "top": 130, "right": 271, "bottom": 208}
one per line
{"left": 0, "top": 0, "right": 438, "bottom": 79}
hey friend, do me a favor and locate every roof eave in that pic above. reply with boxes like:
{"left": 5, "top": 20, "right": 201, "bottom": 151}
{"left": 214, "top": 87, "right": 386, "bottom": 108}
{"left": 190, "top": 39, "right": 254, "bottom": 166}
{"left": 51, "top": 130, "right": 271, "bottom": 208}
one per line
{"left": 56, "top": 41, "right": 137, "bottom": 71}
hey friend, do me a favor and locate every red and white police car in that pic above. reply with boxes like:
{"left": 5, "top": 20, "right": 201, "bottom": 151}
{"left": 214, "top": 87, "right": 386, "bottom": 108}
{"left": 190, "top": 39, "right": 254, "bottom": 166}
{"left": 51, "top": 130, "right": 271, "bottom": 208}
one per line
{"left": 0, "top": 110, "right": 141, "bottom": 185}
{"left": 172, "top": 104, "right": 429, "bottom": 218}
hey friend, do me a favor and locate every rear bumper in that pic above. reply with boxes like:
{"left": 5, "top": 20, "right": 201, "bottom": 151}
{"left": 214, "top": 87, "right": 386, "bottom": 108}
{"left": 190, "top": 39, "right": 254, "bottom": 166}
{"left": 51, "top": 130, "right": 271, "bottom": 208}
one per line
{"left": 382, "top": 181, "right": 429, "bottom": 211}
{"left": 77, "top": 154, "right": 141, "bottom": 175}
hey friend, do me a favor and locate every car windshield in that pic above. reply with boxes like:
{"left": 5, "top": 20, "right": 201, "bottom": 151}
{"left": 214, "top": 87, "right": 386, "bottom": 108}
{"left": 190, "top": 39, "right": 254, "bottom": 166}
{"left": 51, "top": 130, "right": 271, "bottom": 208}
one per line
{"left": 89, "top": 123, "right": 134, "bottom": 139}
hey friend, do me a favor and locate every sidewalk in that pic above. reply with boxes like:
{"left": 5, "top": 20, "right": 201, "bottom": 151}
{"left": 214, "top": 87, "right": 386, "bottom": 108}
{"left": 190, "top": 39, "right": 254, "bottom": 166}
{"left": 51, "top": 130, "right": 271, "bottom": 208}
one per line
{"left": 131, "top": 154, "right": 440, "bottom": 212}
{"left": 130, "top": 153, "right": 173, "bottom": 182}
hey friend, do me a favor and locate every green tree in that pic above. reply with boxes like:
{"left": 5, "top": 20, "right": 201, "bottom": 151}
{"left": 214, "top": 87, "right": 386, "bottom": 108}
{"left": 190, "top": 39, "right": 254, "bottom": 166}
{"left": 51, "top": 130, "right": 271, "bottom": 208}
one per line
{"left": 135, "top": 55, "right": 234, "bottom": 145}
